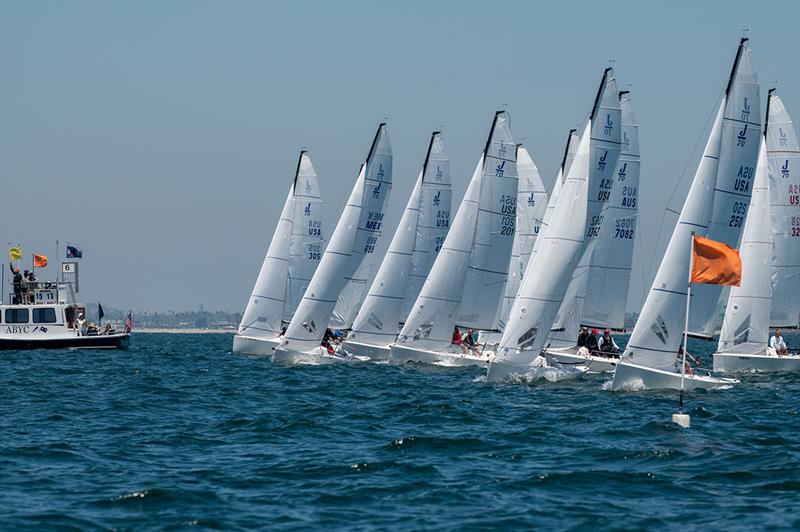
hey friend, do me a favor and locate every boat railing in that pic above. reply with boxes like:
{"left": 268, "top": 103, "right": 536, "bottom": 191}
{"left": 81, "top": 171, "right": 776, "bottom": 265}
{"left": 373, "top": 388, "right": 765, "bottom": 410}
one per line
{"left": 6, "top": 281, "right": 77, "bottom": 306}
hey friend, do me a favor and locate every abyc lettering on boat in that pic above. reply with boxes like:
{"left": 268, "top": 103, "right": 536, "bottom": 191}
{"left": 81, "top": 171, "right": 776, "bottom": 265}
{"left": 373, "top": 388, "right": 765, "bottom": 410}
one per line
{"left": 4, "top": 325, "right": 47, "bottom": 334}
{"left": 365, "top": 211, "right": 384, "bottom": 231}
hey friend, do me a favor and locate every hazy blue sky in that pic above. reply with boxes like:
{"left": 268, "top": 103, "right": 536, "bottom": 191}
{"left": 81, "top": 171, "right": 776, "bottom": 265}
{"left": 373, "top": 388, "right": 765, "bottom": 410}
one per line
{"left": 1, "top": 0, "right": 798, "bottom": 313}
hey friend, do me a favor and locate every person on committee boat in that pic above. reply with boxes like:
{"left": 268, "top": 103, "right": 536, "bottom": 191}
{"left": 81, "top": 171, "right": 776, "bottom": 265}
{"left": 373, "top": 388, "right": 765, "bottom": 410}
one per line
{"left": 75, "top": 313, "right": 87, "bottom": 336}
{"left": 9, "top": 265, "right": 23, "bottom": 304}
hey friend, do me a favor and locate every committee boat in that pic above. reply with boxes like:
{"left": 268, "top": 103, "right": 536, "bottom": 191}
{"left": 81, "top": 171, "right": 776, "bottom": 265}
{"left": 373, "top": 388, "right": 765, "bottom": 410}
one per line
{"left": 1, "top": 280, "right": 129, "bottom": 350}
{"left": 611, "top": 38, "right": 759, "bottom": 391}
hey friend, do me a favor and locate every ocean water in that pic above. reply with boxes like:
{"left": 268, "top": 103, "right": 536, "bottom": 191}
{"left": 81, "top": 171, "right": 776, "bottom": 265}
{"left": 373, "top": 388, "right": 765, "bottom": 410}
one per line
{"left": 2, "top": 332, "right": 799, "bottom": 530}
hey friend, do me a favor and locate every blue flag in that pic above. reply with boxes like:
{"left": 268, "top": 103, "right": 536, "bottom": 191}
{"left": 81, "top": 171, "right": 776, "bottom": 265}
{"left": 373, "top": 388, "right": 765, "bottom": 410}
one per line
{"left": 98, "top": 303, "right": 105, "bottom": 322}
{"left": 66, "top": 245, "right": 82, "bottom": 258}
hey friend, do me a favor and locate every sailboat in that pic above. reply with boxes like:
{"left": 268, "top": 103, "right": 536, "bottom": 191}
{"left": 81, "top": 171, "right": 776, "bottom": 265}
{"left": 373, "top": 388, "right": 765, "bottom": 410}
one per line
{"left": 687, "top": 41, "right": 763, "bottom": 340}
{"left": 341, "top": 131, "right": 452, "bottom": 360}
{"left": 611, "top": 38, "right": 759, "bottom": 391}
{"left": 766, "top": 90, "right": 800, "bottom": 330}
{"left": 233, "top": 151, "right": 323, "bottom": 356}
{"left": 478, "top": 132, "right": 578, "bottom": 348}
{"left": 273, "top": 124, "right": 392, "bottom": 365}
{"left": 547, "top": 91, "right": 641, "bottom": 372}
{"left": 487, "top": 68, "right": 621, "bottom": 382}
{"left": 713, "top": 90, "right": 800, "bottom": 372}
{"left": 388, "top": 111, "right": 517, "bottom": 367}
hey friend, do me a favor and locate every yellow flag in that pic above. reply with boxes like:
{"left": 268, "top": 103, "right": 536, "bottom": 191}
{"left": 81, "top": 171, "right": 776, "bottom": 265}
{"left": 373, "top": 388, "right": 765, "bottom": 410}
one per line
{"left": 8, "top": 247, "right": 22, "bottom": 261}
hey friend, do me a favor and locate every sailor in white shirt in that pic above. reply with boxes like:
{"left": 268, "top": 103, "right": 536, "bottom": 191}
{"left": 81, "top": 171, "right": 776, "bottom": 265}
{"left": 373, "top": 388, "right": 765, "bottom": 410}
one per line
{"left": 770, "top": 329, "right": 788, "bottom": 356}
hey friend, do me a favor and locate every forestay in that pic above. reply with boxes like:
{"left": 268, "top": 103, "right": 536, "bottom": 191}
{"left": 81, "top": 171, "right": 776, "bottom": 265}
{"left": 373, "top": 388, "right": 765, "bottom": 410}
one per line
{"left": 280, "top": 125, "right": 392, "bottom": 352}
{"left": 238, "top": 151, "right": 323, "bottom": 339}
{"left": 488, "top": 68, "right": 620, "bottom": 379}
{"left": 689, "top": 39, "right": 761, "bottom": 337}
{"left": 495, "top": 145, "right": 548, "bottom": 331}
{"left": 718, "top": 138, "right": 772, "bottom": 353}
{"left": 766, "top": 90, "right": 800, "bottom": 328}
{"left": 395, "top": 111, "right": 516, "bottom": 352}
{"left": 347, "top": 132, "right": 452, "bottom": 346}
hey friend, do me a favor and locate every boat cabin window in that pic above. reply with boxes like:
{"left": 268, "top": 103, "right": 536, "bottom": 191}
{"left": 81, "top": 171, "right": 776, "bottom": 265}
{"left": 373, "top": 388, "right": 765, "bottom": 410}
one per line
{"left": 33, "top": 308, "right": 57, "bottom": 324}
{"left": 5, "top": 308, "right": 29, "bottom": 324}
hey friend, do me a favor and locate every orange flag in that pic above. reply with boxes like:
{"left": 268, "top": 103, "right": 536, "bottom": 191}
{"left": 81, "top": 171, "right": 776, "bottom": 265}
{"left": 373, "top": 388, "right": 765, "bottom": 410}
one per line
{"left": 33, "top": 254, "right": 48, "bottom": 268}
{"left": 690, "top": 235, "right": 741, "bottom": 286}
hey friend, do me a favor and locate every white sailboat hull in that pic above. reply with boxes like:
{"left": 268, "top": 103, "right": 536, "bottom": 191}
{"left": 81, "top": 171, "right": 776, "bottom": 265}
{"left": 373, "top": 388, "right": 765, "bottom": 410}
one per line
{"left": 232, "top": 334, "right": 281, "bottom": 356}
{"left": 340, "top": 340, "right": 391, "bottom": 361}
{"left": 272, "top": 345, "right": 370, "bottom": 366}
{"left": 611, "top": 361, "right": 738, "bottom": 391}
{"left": 546, "top": 346, "right": 619, "bottom": 372}
{"left": 388, "top": 343, "right": 491, "bottom": 368}
{"left": 713, "top": 348, "right": 800, "bottom": 372}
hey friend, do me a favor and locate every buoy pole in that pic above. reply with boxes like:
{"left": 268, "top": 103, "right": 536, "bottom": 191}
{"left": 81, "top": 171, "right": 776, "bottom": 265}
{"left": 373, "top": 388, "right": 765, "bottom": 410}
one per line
{"left": 673, "top": 233, "right": 694, "bottom": 429}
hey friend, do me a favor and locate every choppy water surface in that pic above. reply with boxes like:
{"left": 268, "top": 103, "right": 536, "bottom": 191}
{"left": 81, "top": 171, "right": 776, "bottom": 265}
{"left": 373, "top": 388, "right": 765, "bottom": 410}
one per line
{"left": 2, "top": 332, "right": 799, "bottom": 530}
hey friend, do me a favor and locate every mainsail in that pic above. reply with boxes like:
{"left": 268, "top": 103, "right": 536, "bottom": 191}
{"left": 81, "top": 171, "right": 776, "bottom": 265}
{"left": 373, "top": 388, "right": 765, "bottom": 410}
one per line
{"left": 718, "top": 136, "right": 771, "bottom": 353}
{"left": 279, "top": 124, "right": 392, "bottom": 352}
{"left": 548, "top": 92, "right": 640, "bottom": 346}
{"left": 688, "top": 39, "right": 761, "bottom": 337}
{"left": 347, "top": 132, "right": 452, "bottom": 346}
{"left": 238, "top": 151, "right": 322, "bottom": 339}
{"left": 395, "top": 111, "right": 517, "bottom": 352}
{"left": 495, "top": 144, "right": 548, "bottom": 330}
{"left": 765, "top": 90, "right": 800, "bottom": 328}
{"left": 488, "top": 68, "right": 621, "bottom": 380}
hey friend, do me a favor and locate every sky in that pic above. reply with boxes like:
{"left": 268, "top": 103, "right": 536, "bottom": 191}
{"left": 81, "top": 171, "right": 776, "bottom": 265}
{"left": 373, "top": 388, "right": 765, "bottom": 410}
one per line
{"left": 1, "top": 0, "right": 798, "bottom": 313}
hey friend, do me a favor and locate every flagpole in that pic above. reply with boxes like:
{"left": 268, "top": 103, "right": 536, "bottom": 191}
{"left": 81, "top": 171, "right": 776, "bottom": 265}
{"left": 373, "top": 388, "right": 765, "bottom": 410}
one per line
{"left": 674, "top": 231, "right": 694, "bottom": 429}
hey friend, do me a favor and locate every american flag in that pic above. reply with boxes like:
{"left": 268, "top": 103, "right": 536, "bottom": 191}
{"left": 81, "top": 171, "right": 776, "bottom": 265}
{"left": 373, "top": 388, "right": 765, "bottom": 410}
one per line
{"left": 124, "top": 311, "right": 132, "bottom": 333}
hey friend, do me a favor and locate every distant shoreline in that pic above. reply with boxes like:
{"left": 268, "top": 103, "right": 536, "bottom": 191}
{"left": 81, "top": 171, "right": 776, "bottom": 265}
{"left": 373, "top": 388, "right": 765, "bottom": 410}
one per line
{"left": 135, "top": 328, "right": 235, "bottom": 334}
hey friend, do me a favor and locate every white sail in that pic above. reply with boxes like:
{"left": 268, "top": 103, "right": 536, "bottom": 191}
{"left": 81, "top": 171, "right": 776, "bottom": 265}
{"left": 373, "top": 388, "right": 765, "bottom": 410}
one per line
{"left": 285, "top": 152, "right": 324, "bottom": 320}
{"left": 457, "top": 113, "right": 519, "bottom": 328}
{"left": 279, "top": 125, "right": 392, "bottom": 352}
{"left": 546, "top": 92, "right": 639, "bottom": 347}
{"left": 495, "top": 145, "right": 548, "bottom": 330}
{"left": 347, "top": 132, "right": 452, "bottom": 346}
{"left": 718, "top": 138, "right": 772, "bottom": 352}
{"left": 395, "top": 111, "right": 516, "bottom": 351}
{"left": 531, "top": 129, "right": 580, "bottom": 261}
{"left": 766, "top": 90, "right": 800, "bottom": 328}
{"left": 488, "top": 68, "right": 621, "bottom": 380}
{"left": 689, "top": 40, "right": 761, "bottom": 337}
{"left": 581, "top": 91, "right": 641, "bottom": 329}
{"left": 238, "top": 151, "right": 322, "bottom": 339}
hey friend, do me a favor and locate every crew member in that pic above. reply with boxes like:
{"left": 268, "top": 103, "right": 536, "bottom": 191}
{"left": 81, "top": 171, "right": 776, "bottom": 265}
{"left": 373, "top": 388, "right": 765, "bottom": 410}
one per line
{"left": 577, "top": 327, "right": 590, "bottom": 348}
{"left": 770, "top": 329, "right": 788, "bottom": 356}
{"left": 76, "top": 313, "right": 87, "bottom": 336}
{"left": 598, "top": 329, "right": 619, "bottom": 354}
{"left": 452, "top": 326, "right": 466, "bottom": 354}
{"left": 585, "top": 329, "right": 600, "bottom": 353}
{"left": 9, "top": 265, "right": 22, "bottom": 304}
{"left": 463, "top": 328, "right": 480, "bottom": 356}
